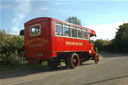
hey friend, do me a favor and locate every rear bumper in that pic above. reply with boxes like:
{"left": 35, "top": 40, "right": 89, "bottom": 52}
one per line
{"left": 25, "top": 52, "right": 56, "bottom": 60}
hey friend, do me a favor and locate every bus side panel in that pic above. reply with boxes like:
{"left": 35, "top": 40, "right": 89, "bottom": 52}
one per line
{"left": 55, "top": 37, "right": 91, "bottom": 52}
{"left": 55, "top": 36, "right": 64, "bottom": 52}
{"left": 64, "top": 37, "right": 71, "bottom": 51}
{"left": 82, "top": 40, "right": 91, "bottom": 51}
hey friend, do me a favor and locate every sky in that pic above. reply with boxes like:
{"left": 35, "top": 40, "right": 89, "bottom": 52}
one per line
{"left": 0, "top": 0, "right": 128, "bottom": 40}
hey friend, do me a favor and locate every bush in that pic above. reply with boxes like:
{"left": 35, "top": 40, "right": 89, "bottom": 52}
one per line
{"left": 94, "top": 39, "right": 112, "bottom": 52}
{"left": 0, "top": 30, "right": 24, "bottom": 65}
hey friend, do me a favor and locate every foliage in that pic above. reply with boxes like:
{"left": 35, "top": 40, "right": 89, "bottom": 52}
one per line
{"left": 94, "top": 39, "right": 112, "bottom": 52}
{"left": 66, "top": 16, "right": 81, "bottom": 26}
{"left": 94, "top": 23, "right": 128, "bottom": 53}
{"left": 112, "top": 23, "right": 128, "bottom": 52}
{"left": 0, "top": 29, "right": 24, "bottom": 65}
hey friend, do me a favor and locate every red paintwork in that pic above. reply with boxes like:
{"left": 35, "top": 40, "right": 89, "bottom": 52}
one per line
{"left": 24, "top": 17, "right": 96, "bottom": 62}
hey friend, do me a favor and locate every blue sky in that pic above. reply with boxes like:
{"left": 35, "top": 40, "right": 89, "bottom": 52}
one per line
{"left": 0, "top": 0, "right": 128, "bottom": 40}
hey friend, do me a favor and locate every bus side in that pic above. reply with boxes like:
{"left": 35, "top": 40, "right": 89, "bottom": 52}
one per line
{"left": 54, "top": 21, "right": 91, "bottom": 53}
{"left": 55, "top": 37, "right": 91, "bottom": 52}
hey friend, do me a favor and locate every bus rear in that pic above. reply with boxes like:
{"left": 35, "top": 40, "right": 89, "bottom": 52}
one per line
{"left": 24, "top": 17, "right": 56, "bottom": 63}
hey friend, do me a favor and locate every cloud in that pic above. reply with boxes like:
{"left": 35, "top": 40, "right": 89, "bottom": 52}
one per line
{"left": 54, "top": 2, "right": 65, "bottom": 5}
{"left": 11, "top": 0, "right": 31, "bottom": 34}
{"left": 54, "top": 1, "right": 74, "bottom": 5}
{"left": 40, "top": 7, "right": 49, "bottom": 11}
{"left": 87, "top": 22, "right": 127, "bottom": 40}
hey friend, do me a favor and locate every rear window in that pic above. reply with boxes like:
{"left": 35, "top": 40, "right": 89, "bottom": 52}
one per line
{"left": 30, "top": 24, "right": 41, "bottom": 36}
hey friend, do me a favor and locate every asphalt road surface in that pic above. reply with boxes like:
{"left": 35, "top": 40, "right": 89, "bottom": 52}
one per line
{"left": 0, "top": 53, "right": 128, "bottom": 85}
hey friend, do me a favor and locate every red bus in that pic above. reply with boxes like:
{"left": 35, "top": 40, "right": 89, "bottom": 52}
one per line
{"left": 24, "top": 17, "right": 99, "bottom": 69}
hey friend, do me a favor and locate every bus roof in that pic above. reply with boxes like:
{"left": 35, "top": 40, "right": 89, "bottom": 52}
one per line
{"left": 25, "top": 17, "right": 96, "bottom": 36}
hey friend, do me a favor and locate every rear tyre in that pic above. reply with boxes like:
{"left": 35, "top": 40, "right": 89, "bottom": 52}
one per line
{"left": 48, "top": 61, "right": 59, "bottom": 69}
{"left": 68, "top": 53, "right": 80, "bottom": 69}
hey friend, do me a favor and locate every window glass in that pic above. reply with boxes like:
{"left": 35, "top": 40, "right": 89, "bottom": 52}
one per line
{"left": 78, "top": 28, "right": 82, "bottom": 38}
{"left": 31, "top": 25, "right": 40, "bottom": 36}
{"left": 83, "top": 29, "right": 88, "bottom": 39}
{"left": 64, "top": 25, "right": 70, "bottom": 37}
{"left": 71, "top": 27, "right": 77, "bottom": 38}
{"left": 55, "top": 22, "right": 63, "bottom": 36}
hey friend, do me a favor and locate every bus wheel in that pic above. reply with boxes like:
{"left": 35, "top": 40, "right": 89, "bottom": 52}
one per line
{"left": 68, "top": 53, "right": 80, "bottom": 69}
{"left": 95, "top": 54, "right": 99, "bottom": 64}
{"left": 48, "top": 61, "right": 59, "bottom": 69}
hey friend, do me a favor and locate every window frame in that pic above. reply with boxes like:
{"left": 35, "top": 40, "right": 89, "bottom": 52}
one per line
{"left": 82, "top": 29, "right": 88, "bottom": 40}
{"left": 30, "top": 24, "right": 41, "bottom": 36}
{"left": 77, "top": 28, "right": 82, "bottom": 39}
{"left": 55, "top": 22, "right": 63, "bottom": 36}
{"left": 64, "top": 24, "right": 70, "bottom": 37}
{"left": 71, "top": 26, "right": 77, "bottom": 38}
{"left": 54, "top": 21, "right": 89, "bottom": 40}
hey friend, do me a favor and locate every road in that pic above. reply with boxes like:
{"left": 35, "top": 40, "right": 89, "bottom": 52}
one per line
{"left": 0, "top": 53, "right": 128, "bottom": 85}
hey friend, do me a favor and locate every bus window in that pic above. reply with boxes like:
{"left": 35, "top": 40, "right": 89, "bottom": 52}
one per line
{"left": 71, "top": 27, "right": 77, "bottom": 38}
{"left": 64, "top": 24, "right": 70, "bottom": 37}
{"left": 78, "top": 28, "right": 82, "bottom": 38}
{"left": 55, "top": 22, "right": 63, "bottom": 36}
{"left": 83, "top": 29, "right": 88, "bottom": 39}
{"left": 31, "top": 24, "right": 40, "bottom": 36}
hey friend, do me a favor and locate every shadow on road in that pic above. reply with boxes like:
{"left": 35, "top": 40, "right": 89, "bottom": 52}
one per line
{"left": 0, "top": 66, "right": 66, "bottom": 79}
{"left": 0, "top": 61, "right": 96, "bottom": 79}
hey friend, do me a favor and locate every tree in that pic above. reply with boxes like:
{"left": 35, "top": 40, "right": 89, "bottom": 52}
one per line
{"left": 113, "top": 23, "right": 128, "bottom": 52}
{"left": 66, "top": 16, "right": 81, "bottom": 26}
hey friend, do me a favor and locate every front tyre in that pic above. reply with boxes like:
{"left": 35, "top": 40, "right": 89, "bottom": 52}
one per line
{"left": 68, "top": 53, "right": 80, "bottom": 69}
{"left": 95, "top": 54, "right": 99, "bottom": 64}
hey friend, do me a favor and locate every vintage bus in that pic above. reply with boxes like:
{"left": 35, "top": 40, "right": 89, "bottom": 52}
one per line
{"left": 24, "top": 17, "right": 99, "bottom": 69}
